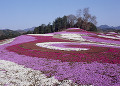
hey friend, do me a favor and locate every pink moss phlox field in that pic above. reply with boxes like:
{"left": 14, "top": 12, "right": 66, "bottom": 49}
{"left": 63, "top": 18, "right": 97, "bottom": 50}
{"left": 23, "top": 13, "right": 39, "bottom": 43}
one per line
{"left": 1, "top": 47, "right": 120, "bottom": 85}
{"left": 0, "top": 50, "right": 120, "bottom": 86}
{"left": 6, "top": 35, "right": 120, "bottom": 64}
{"left": 0, "top": 28, "right": 120, "bottom": 86}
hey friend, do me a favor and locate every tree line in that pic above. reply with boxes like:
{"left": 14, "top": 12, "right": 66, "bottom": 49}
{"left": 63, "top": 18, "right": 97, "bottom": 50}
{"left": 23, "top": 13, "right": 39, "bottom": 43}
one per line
{"left": 33, "top": 8, "right": 97, "bottom": 34}
{"left": 0, "top": 29, "right": 21, "bottom": 40}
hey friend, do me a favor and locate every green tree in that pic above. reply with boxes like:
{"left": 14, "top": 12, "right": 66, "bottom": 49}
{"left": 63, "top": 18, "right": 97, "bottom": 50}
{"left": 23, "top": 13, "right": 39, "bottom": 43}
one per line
{"left": 62, "top": 16, "right": 67, "bottom": 29}
{"left": 33, "top": 27, "right": 39, "bottom": 34}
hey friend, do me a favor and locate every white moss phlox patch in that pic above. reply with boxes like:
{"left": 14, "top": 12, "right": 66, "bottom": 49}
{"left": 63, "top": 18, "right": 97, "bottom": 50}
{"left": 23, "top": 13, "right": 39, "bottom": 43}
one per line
{"left": 36, "top": 42, "right": 89, "bottom": 51}
{"left": 61, "top": 34, "right": 86, "bottom": 41}
{"left": 0, "top": 60, "right": 75, "bottom": 86}
{"left": 98, "top": 35, "right": 120, "bottom": 39}
{"left": 27, "top": 34, "right": 53, "bottom": 36}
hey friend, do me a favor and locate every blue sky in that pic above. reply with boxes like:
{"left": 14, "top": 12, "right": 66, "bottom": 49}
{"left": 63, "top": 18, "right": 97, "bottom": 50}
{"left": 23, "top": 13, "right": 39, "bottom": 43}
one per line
{"left": 0, "top": 0, "right": 120, "bottom": 30}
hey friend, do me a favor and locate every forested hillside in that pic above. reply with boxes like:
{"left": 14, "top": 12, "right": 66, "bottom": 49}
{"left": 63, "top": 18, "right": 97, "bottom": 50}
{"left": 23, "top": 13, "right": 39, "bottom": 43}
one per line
{"left": 0, "top": 29, "right": 21, "bottom": 40}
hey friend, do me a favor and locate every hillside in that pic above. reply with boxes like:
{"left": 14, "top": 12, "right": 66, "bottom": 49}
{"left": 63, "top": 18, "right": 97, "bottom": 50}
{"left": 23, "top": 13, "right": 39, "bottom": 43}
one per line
{"left": 0, "top": 29, "right": 21, "bottom": 40}
{"left": 0, "top": 30, "right": 5, "bottom": 36}
{"left": 0, "top": 28, "right": 120, "bottom": 86}
{"left": 15, "top": 29, "right": 26, "bottom": 34}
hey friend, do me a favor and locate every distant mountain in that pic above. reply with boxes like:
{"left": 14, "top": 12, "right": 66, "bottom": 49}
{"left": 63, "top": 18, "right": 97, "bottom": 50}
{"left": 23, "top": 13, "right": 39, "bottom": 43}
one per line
{"left": 98, "top": 25, "right": 110, "bottom": 29}
{"left": 98, "top": 25, "right": 120, "bottom": 30}
{"left": 15, "top": 30, "right": 26, "bottom": 34}
{"left": 114, "top": 26, "right": 120, "bottom": 30}
{"left": 0, "top": 29, "right": 20, "bottom": 35}
{"left": 12, "top": 27, "right": 35, "bottom": 34}
{"left": 98, "top": 25, "right": 120, "bottom": 33}
{"left": 24, "top": 27, "right": 35, "bottom": 32}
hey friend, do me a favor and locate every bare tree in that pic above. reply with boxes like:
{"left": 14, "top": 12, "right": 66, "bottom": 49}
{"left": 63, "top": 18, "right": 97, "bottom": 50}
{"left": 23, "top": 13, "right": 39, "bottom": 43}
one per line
{"left": 67, "top": 14, "right": 77, "bottom": 27}
{"left": 90, "top": 16, "right": 97, "bottom": 25}
{"left": 79, "top": 8, "right": 97, "bottom": 30}
{"left": 76, "top": 9, "right": 82, "bottom": 18}
{"left": 82, "top": 8, "right": 91, "bottom": 30}
{"left": 76, "top": 9, "right": 82, "bottom": 28}
{"left": 83, "top": 8, "right": 91, "bottom": 22}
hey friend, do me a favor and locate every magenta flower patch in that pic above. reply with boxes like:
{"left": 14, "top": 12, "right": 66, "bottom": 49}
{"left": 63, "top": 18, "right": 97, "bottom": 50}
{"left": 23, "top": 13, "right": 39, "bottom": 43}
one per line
{"left": 0, "top": 28, "right": 120, "bottom": 86}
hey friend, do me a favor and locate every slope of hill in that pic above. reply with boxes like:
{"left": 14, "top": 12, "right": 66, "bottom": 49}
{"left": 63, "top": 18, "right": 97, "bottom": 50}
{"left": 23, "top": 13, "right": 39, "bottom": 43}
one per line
{"left": 0, "top": 30, "right": 5, "bottom": 36}
{"left": 0, "top": 28, "right": 120, "bottom": 86}
{"left": 2, "top": 29, "right": 20, "bottom": 35}
{"left": 15, "top": 30, "right": 26, "bottom": 34}
{"left": 0, "top": 29, "right": 21, "bottom": 40}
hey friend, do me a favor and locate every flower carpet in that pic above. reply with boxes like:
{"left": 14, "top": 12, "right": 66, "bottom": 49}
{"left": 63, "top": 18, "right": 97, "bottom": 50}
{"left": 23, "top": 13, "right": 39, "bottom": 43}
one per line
{"left": 0, "top": 28, "right": 120, "bottom": 86}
